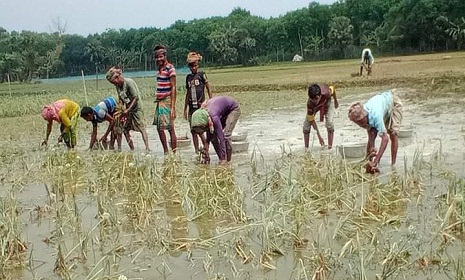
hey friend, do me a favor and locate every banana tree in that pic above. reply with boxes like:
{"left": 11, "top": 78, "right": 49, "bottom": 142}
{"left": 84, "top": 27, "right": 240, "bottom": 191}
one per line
{"left": 447, "top": 17, "right": 465, "bottom": 49}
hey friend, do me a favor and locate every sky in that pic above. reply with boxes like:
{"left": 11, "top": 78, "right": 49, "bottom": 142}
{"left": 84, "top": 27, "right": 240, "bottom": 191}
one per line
{"left": 0, "top": 0, "right": 336, "bottom": 36}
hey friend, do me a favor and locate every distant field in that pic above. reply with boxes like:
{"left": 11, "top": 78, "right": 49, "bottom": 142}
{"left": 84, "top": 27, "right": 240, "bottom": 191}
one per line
{"left": 1, "top": 51, "right": 464, "bottom": 118}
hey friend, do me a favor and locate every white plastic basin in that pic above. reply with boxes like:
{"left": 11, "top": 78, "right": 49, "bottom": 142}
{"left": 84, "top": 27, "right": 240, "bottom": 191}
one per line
{"left": 337, "top": 142, "right": 366, "bottom": 159}
{"left": 231, "top": 131, "right": 248, "bottom": 142}
{"left": 231, "top": 141, "right": 249, "bottom": 153}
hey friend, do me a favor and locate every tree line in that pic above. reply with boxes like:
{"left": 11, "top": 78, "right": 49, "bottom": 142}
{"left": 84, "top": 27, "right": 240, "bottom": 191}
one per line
{"left": 1, "top": 0, "right": 464, "bottom": 82}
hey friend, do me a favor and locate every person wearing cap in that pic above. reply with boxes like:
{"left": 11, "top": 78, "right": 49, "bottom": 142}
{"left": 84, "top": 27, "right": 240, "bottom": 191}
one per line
{"left": 153, "top": 45, "right": 177, "bottom": 154}
{"left": 348, "top": 90, "right": 403, "bottom": 173}
{"left": 190, "top": 96, "right": 240, "bottom": 165}
{"left": 80, "top": 96, "right": 119, "bottom": 150}
{"left": 41, "top": 99, "right": 80, "bottom": 149}
{"left": 184, "top": 51, "right": 212, "bottom": 154}
{"left": 303, "top": 83, "right": 339, "bottom": 151}
{"left": 106, "top": 66, "right": 150, "bottom": 151}
{"left": 360, "top": 48, "right": 374, "bottom": 76}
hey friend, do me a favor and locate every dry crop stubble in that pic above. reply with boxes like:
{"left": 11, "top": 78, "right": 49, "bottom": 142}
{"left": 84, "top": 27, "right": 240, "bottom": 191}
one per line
{"left": 1, "top": 51, "right": 465, "bottom": 278}
{"left": 245, "top": 131, "right": 465, "bottom": 279}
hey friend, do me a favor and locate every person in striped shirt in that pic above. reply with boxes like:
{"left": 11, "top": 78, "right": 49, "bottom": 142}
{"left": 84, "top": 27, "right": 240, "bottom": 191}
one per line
{"left": 80, "top": 96, "right": 119, "bottom": 150}
{"left": 153, "top": 45, "right": 177, "bottom": 154}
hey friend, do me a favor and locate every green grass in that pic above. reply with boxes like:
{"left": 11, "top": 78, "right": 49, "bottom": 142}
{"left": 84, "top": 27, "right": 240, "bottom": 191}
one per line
{"left": 1, "top": 51, "right": 465, "bottom": 118}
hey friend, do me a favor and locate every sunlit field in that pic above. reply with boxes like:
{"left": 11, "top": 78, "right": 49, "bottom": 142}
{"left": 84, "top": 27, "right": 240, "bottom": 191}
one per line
{"left": 1, "top": 52, "right": 465, "bottom": 279}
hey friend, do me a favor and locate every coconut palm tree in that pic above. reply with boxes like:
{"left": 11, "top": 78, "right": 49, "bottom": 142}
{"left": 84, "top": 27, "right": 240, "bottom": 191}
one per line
{"left": 85, "top": 39, "right": 104, "bottom": 89}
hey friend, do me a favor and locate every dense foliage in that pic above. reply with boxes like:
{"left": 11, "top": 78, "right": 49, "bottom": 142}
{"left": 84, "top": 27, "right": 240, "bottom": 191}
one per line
{"left": 1, "top": 0, "right": 464, "bottom": 81}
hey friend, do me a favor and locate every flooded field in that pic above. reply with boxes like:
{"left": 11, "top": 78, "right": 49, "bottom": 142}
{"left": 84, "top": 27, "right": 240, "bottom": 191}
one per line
{"left": 1, "top": 53, "right": 465, "bottom": 279}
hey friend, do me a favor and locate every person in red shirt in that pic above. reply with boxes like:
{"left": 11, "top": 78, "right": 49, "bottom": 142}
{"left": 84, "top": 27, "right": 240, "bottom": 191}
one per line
{"left": 303, "top": 83, "right": 339, "bottom": 151}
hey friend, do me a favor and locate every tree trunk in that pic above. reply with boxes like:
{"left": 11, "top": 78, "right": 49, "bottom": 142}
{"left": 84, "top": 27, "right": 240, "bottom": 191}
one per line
{"left": 298, "top": 29, "right": 304, "bottom": 59}
{"left": 95, "top": 63, "right": 99, "bottom": 90}
{"left": 145, "top": 53, "right": 147, "bottom": 72}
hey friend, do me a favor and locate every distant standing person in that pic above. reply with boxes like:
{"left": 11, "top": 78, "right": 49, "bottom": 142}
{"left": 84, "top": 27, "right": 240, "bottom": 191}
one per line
{"left": 303, "top": 83, "right": 339, "bottom": 151}
{"left": 190, "top": 96, "right": 240, "bottom": 165}
{"left": 348, "top": 89, "right": 403, "bottom": 173}
{"left": 360, "top": 48, "right": 374, "bottom": 76}
{"left": 41, "top": 99, "right": 80, "bottom": 149}
{"left": 184, "top": 51, "right": 212, "bottom": 154}
{"left": 106, "top": 67, "right": 151, "bottom": 151}
{"left": 153, "top": 45, "right": 177, "bottom": 154}
{"left": 80, "top": 96, "right": 118, "bottom": 150}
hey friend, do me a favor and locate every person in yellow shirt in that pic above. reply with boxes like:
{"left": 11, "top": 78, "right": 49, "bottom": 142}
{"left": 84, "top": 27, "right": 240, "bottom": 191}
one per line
{"left": 41, "top": 99, "right": 80, "bottom": 149}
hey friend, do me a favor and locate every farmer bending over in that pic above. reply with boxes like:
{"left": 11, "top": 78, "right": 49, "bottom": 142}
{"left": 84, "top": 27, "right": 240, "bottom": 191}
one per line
{"left": 41, "top": 99, "right": 80, "bottom": 149}
{"left": 190, "top": 96, "right": 241, "bottom": 165}
{"left": 303, "top": 83, "right": 339, "bottom": 151}
{"left": 348, "top": 90, "right": 403, "bottom": 173}
{"left": 360, "top": 48, "right": 374, "bottom": 76}
{"left": 80, "top": 96, "right": 119, "bottom": 150}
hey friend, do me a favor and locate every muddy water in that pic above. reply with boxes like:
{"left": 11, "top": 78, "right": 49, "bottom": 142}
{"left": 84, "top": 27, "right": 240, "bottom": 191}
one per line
{"left": 82, "top": 89, "right": 465, "bottom": 172}
{"left": 235, "top": 90, "right": 465, "bottom": 173}
{"left": 3, "top": 89, "right": 465, "bottom": 279}
{"left": 145, "top": 89, "right": 465, "bottom": 279}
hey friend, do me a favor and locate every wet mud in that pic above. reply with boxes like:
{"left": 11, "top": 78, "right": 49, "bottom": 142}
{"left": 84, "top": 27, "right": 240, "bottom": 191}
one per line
{"left": 2, "top": 89, "right": 465, "bottom": 279}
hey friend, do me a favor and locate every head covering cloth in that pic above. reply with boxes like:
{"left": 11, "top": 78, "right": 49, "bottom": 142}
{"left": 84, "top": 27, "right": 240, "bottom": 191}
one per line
{"left": 348, "top": 102, "right": 368, "bottom": 121}
{"left": 42, "top": 100, "right": 65, "bottom": 122}
{"left": 106, "top": 67, "right": 122, "bottom": 81}
{"left": 187, "top": 52, "right": 202, "bottom": 64}
{"left": 190, "top": 108, "right": 214, "bottom": 133}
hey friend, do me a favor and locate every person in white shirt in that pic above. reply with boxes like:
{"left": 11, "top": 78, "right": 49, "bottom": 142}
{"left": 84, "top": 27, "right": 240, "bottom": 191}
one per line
{"left": 360, "top": 48, "right": 374, "bottom": 76}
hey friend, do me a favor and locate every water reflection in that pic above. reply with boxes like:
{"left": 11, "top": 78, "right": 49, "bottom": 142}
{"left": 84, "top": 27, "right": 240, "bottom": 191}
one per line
{"left": 399, "top": 136, "right": 414, "bottom": 147}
